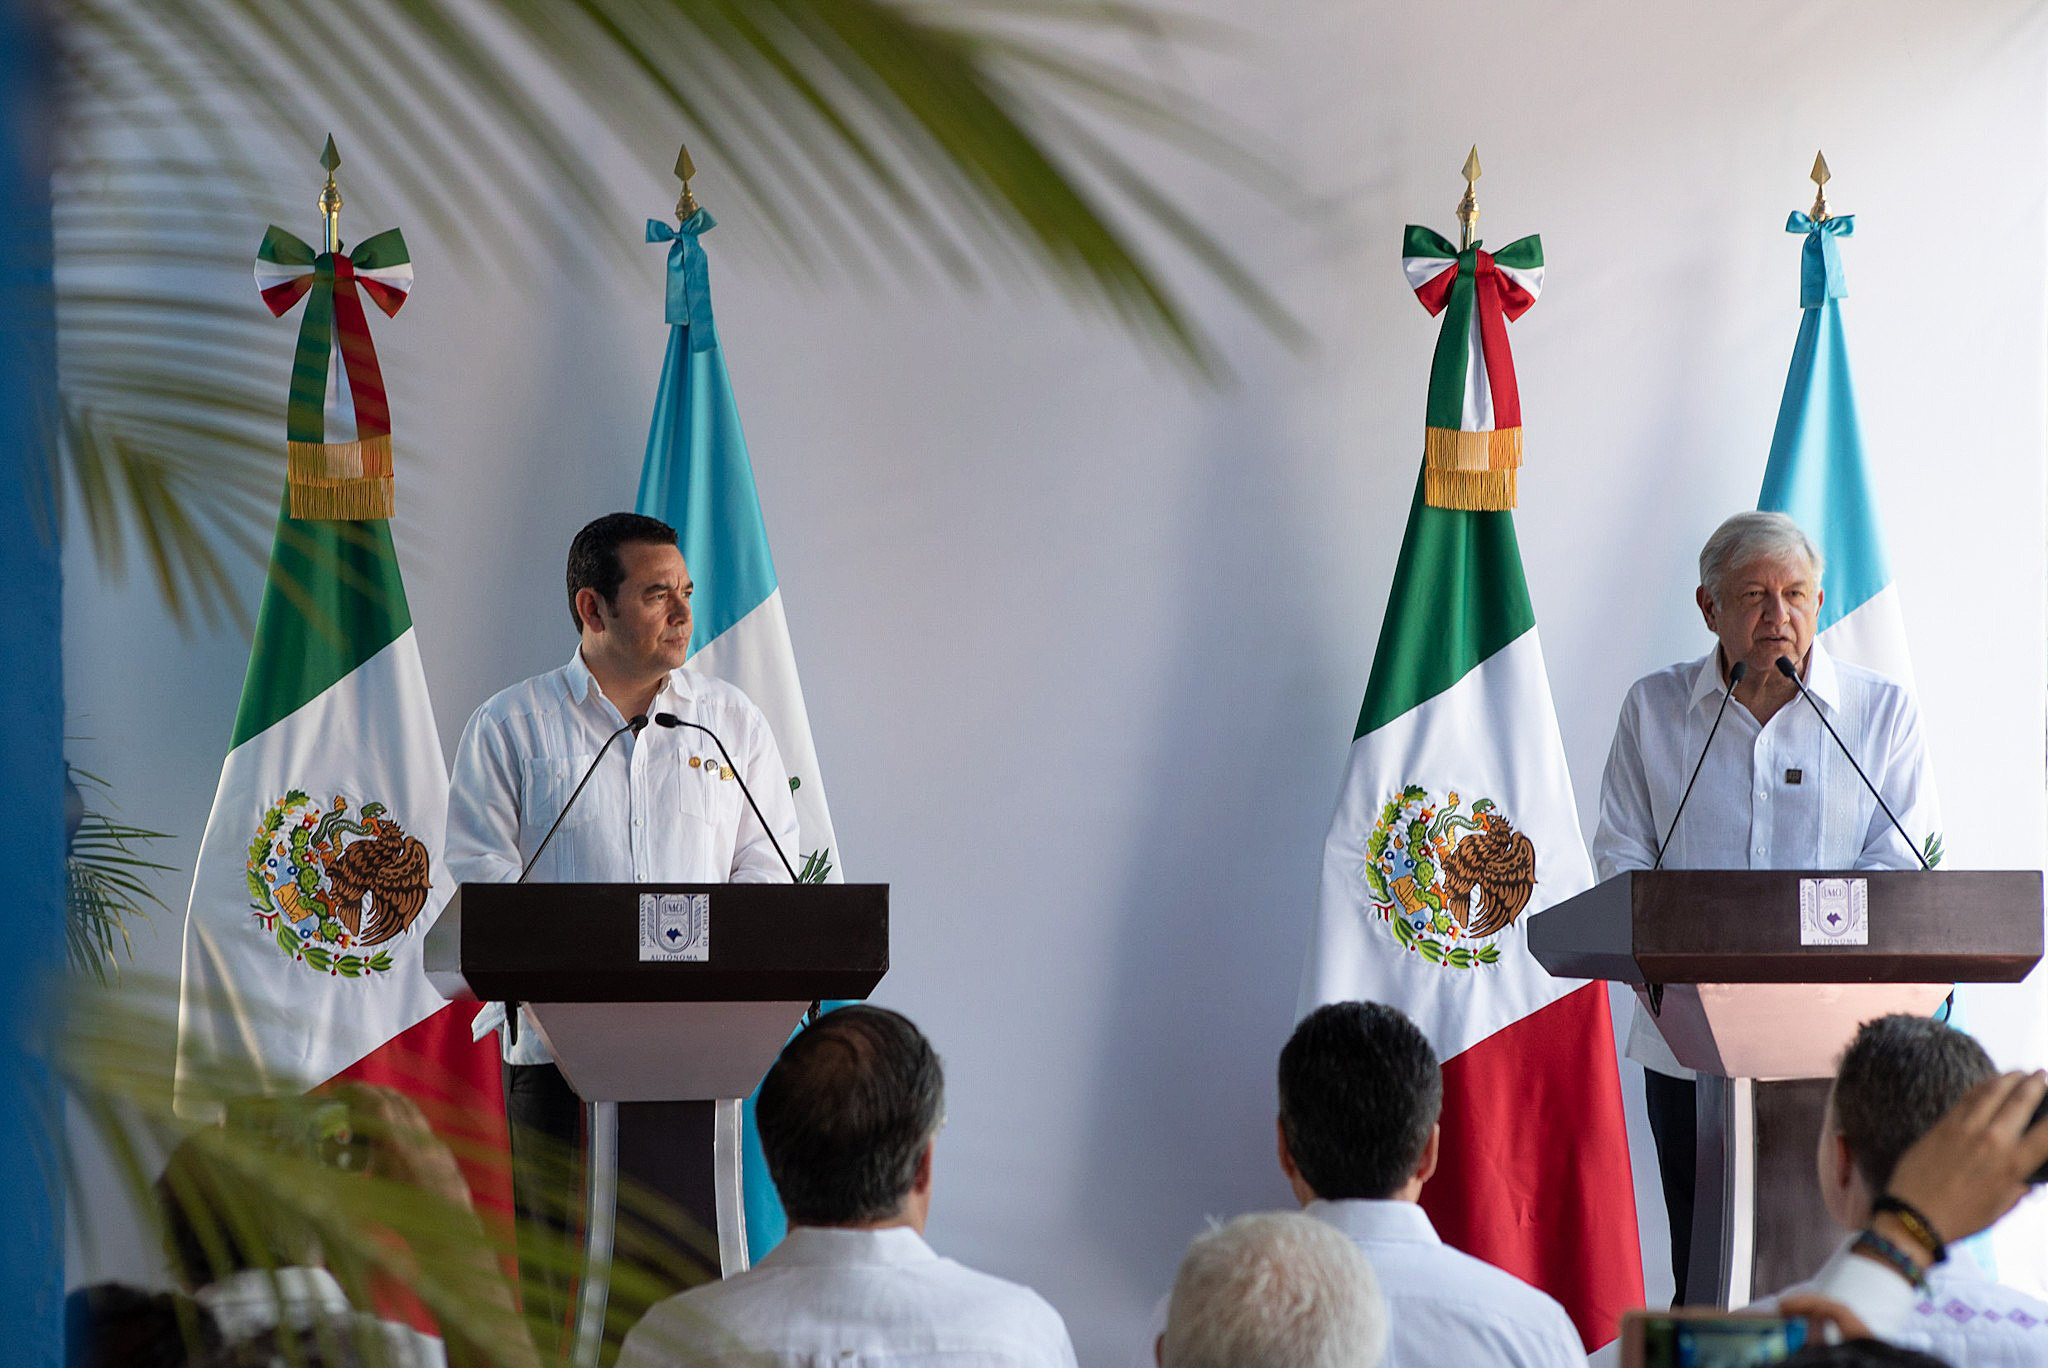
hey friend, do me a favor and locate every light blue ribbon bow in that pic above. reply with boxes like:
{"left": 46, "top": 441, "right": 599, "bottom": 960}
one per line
{"left": 1785, "top": 210, "right": 1854, "bottom": 308}
{"left": 646, "top": 209, "right": 720, "bottom": 351}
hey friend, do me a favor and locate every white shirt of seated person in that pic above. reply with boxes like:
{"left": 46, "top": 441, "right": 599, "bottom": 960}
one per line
{"left": 620, "top": 1140, "right": 1080, "bottom": 1368}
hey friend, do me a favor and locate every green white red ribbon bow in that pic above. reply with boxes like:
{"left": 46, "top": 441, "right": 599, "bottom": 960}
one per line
{"left": 1401, "top": 225, "right": 1544, "bottom": 510}
{"left": 254, "top": 225, "right": 412, "bottom": 520}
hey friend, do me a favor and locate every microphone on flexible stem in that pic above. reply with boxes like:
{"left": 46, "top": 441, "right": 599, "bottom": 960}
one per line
{"left": 503, "top": 713, "right": 646, "bottom": 1044}
{"left": 1653, "top": 660, "right": 1746, "bottom": 870}
{"left": 652, "top": 713, "right": 801, "bottom": 883}
{"left": 1775, "top": 655, "right": 1932, "bottom": 871}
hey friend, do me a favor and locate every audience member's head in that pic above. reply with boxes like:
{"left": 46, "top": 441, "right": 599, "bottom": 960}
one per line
{"left": 157, "top": 1136, "right": 322, "bottom": 1291}
{"left": 1277, "top": 1001, "right": 1442, "bottom": 1203}
{"left": 198, "top": 1322, "right": 379, "bottom": 1368}
{"left": 756, "top": 1005, "right": 945, "bottom": 1229}
{"left": 65, "top": 1283, "right": 222, "bottom": 1368}
{"left": 1157, "top": 1211, "right": 1388, "bottom": 1368}
{"left": 1780, "top": 1340, "right": 1951, "bottom": 1367}
{"left": 1822, "top": 1015, "right": 1995, "bottom": 1228}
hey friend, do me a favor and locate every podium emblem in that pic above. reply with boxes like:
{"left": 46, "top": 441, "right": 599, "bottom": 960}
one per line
{"left": 640, "top": 892, "right": 711, "bottom": 962}
{"left": 1799, "top": 877, "right": 1868, "bottom": 946}
{"left": 1362, "top": 787, "right": 1537, "bottom": 969}
{"left": 244, "top": 790, "right": 429, "bottom": 978}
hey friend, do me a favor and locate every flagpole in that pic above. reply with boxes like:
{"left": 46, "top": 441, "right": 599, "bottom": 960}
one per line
{"left": 1457, "top": 145, "right": 1481, "bottom": 250}
{"left": 675, "top": 143, "right": 699, "bottom": 219}
{"left": 319, "top": 134, "right": 342, "bottom": 253}
{"left": 1808, "top": 149, "right": 1831, "bottom": 224}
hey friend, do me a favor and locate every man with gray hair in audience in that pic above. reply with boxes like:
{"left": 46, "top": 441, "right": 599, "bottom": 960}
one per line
{"left": 619, "top": 1005, "right": 1078, "bottom": 1367}
{"left": 1592, "top": 510, "right": 1937, "bottom": 1295}
{"left": 1156, "top": 1211, "right": 1388, "bottom": 1368}
{"left": 1759, "top": 1014, "right": 2048, "bottom": 1364}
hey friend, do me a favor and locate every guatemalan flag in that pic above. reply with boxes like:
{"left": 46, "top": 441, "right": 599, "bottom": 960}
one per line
{"left": 636, "top": 208, "right": 843, "bottom": 1262}
{"left": 1756, "top": 208, "right": 1937, "bottom": 845}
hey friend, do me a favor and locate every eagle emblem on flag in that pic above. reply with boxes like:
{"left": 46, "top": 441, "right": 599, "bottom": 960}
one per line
{"left": 244, "top": 791, "right": 432, "bottom": 978}
{"left": 1362, "top": 787, "right": 1536, "bottom": 968}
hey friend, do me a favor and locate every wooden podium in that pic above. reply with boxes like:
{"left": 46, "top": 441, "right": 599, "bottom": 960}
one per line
{"left": 425, "top": 882, "right": 888, "bottom": 1361}
{"left": 1528, "top": 869, "right": 2041, "bottom": 1306}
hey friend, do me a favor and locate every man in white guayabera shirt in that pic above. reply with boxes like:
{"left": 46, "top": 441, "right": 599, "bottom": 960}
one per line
{"left": 1590, "top": 510, "right": 1936, "bottom": 1298}
{"left": 619, "top": 1006, "right": 1079, "bottom": 1368}
{"left": 445, "top": 511, "right": 799, "bottom": 1335}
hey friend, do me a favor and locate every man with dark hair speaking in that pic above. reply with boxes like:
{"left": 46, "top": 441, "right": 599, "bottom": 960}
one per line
{"left": 618, "top": 1005, "right": 1078, "bottom": 1367}
{"left": 446, "top": 511, "right": 801, "bottom": 1333}
{"left": 1274, "top": 1002, "right": 1583, "bottom": 1367}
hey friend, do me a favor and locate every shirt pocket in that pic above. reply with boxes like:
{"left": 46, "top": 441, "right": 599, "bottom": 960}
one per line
{"left": 520, "top": 754, "right": 612, "bottom": 836}
{"left": 672, "top": 745, "right": 744, "bottom": 834}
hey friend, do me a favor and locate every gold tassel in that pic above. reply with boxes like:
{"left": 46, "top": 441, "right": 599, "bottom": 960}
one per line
{"left": 1424, "top": 467, "right": 1517, "bottom": 511}
{"left": 286, "top": 437, "right": 396, "bottom": 520}
{"left": 1423, "top": 425, "right": 1522, "bottom": 471}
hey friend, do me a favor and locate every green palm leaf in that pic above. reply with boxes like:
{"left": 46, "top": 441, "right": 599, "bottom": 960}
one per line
{"left": 57, "top": 0, "right": 1298, "bottom": 627}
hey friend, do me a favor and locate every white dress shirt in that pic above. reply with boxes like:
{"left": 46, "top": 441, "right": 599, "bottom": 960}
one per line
{"left": 1273, "top": 1201, "right": 1585, "bottom": 1367}
{"left": 617, "top": 1225, "right": 1080, "bottom": 1368}
{"left": 1759, "top": 1239, "right": 2048, "bottom": 1368}
{"left": 446, "top": 647, "right": 801, "bottom": 1063}
{"left": 1590, "top": 641, "right": 1935, "bottom": 1076}
{"left": 198, "top": 1266, "right": 446, "bottom": 1367}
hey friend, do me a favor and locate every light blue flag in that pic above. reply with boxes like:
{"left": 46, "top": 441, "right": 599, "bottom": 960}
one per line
{"left": 1757, "top": 210, "right": 1922, "bottom": 693}
{"left": 637, "top": 210, "right": 845, "bottom": 1263}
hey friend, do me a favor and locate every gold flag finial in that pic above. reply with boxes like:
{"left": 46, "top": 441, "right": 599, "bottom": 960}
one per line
{"left": 1457, "top": 145, "right": 1481, "bottom": 250}
{"left": 674, "top": 143, "right": 699, "bottom": 218}
{"left": 318, "top": 135, "right": 343, "bottom": 253}
{"left": 1809, "top": 149, "right": 1831, "bottom": 223}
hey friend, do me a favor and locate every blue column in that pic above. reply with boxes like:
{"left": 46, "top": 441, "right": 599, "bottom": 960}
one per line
{"left": 0, "top": 1, "right": 66, "bottom": 1363}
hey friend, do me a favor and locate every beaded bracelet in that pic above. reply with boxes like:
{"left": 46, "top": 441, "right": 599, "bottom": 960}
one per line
{"left": 1872, "top": 1194, "right": 1949, "bottom": 1265}
{"left": 1851, "top": 1228, "right": 1931, "bottom": 1293}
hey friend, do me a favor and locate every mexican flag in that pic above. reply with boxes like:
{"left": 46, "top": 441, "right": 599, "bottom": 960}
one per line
{"left": 176, "top": 216, "right": 508, "bottom": 1286}
{"left": 174, "top": 514, "right": 504, "bottom": 1148}
{"left": 637, "top": 209, "right": 842, "bottom": 1260}
{"left": 1300, "top": 227, "right": 1641, "bottom": 1350}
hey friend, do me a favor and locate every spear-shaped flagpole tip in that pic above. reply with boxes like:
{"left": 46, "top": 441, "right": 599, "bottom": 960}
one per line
{"left": 319, "top": 134, "right": 343, "bottom": 253}
{"left": 674, "top": 143, "right": 699, "bottom": 218}
{"left": 1809, "top": 149, "right": 1831, "bottom": 223}
{"left": 1456, "top": 145, "right": 1481, "bottom": 250}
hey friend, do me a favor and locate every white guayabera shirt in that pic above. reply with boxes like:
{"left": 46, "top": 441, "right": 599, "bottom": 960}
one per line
{"left": 446, "top": 648, "right": 799, "bottom": 1064}
{"left": 1590, "top": 638, "right": 1936, "bottom": 1077}
{"left": 617, "top": 1226, "right": 1081, "bottom": 1368}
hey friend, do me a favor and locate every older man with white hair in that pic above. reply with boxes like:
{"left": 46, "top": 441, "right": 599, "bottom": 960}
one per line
{"left": 1591, "top": 509, "right": 1938, "bottom": 1298}
{"left": 1157, "top": 1211, "right": 1388, "bottom": 1368}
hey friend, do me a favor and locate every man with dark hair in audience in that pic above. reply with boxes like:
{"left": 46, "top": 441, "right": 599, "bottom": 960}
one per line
{"left": 619, "top": 1005, "right": 1078, "bottom": 1367}
{"left": 1759, "top": 1014, "right": 2048, "bottom": 1365}
{"left": 1273, "top": 1001, "right": 1584, "bottom": 1367}
{"left": 65, "top": 1283, "right": 221, "bottom": 1368}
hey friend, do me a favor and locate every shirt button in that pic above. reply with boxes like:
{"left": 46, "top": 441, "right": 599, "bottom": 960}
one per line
{"left": 1754, "top": 845, "right": 1766, "bottom": 856}
{"left": 633, "top": 817, "right": 644, "bottom": 828}
{"left": 1758, "top": 790, "right": 1768, "bottom": 801}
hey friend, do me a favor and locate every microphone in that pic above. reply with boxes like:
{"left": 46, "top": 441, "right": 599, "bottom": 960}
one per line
{"left": 502, "top": 713, "right": 645, "bottom": 1047}
{"left": 1775, "top": 655, "right": 1932, "bottom": 871}
{"left": 652, "top": 712, "right": 800, "bottom": 883}
{"left": 1653, "top": 660, "right": 1746, "bottom": 870}
{"left": 518, "top": 714, "right": 647, "bottom": 882}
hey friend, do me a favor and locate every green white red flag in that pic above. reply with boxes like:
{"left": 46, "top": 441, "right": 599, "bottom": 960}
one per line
{"left": 1301, "top": 225, "right": 1641, "bottom": 1349}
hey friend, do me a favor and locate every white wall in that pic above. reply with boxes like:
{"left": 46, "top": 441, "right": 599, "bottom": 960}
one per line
{"left": 64, "top": 1, "right": 2048, "bottom": 1359}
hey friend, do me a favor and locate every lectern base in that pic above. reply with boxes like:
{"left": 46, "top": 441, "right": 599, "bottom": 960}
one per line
{"left": 572, "top": 1098, "right": 750, "bottom": 1366}
{"left": 1683, "top": 1077, "right": 1838, "bottom": 1307}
